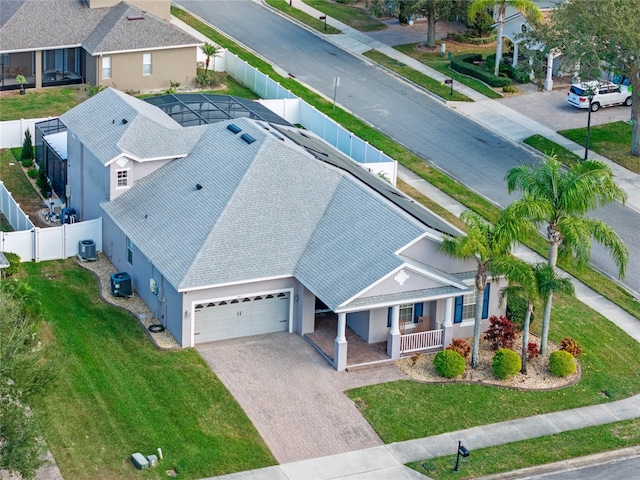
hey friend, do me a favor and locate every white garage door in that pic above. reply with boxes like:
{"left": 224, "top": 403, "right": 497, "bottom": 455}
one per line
{"left": 194, "top": 292, "right": 290, "bottom": 343}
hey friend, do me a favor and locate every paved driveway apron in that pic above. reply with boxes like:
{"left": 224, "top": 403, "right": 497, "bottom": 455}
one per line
{"left": 196, "top": 333, "right": 407, "bottom": 464}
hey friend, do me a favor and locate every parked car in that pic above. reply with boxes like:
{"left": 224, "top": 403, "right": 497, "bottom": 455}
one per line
{"left": 567, "top": 81, "right": 633, "bottom": 112}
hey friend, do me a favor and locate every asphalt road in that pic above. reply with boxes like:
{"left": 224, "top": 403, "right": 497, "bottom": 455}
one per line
{"left": 523, "top": 454, "right": 640, "bottom": 479}
{"left": 177, "top": 0, "right": 640, "bottom": 296}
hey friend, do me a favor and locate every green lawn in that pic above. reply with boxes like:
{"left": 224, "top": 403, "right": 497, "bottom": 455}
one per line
{"left": 0, "top": 87, "right": 83, "bottom": 121}
{"left": 266, "top": 0, "right": 341, "bottom": 34}
{"left": 558, "top": 121, "right": 639, "bottom": 173}
{"left": 363, "top": 50, "right": 472, "bottom": 101}
{"left": 1, "top": 148, "right": 35, "bottom": 200}
{"left": 347, "top": 293, "right": 640, "bottom": 443}
{"left": 409, "top": 418, "right": 640, "bottom": 479}
{"left": 302, "top": 0, "right": 386, "bottom": 31}
{"left": 24, "top": 260, "right": 275, "bottom": 479}
{"left": 394, "top": 43, "right": 503, "bottom": 99}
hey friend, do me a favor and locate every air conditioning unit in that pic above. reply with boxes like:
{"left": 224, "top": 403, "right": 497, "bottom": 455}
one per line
{"left": 111, "top": 272, "right": 132, "bottom": 297}
{"left": 78, "top": 239, "right": 97, "bottom": 261}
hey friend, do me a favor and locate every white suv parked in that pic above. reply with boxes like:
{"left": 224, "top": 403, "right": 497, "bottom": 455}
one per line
{"left": 567, "top": 81, "right": 632, "bottom": 112}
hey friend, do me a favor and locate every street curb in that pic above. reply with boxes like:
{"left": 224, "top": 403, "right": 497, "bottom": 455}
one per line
{"left": 475, "top": 445, "right": 640, "bottom": 479}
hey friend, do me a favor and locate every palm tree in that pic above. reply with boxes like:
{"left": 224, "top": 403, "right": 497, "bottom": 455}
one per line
{"left": 499, "top": 263, "right": 574, "bottom": 373}
{"left": 440, "top": 210, "right": 529, "bottom": 368}
{"left": 200, "top": 43, "right": 220, "bottom": 71}
{"left": 505, "top": 156, "right": 628, "bottom": 354}
{"left": 468, "top": 0, "right": 541, "bottom": 76}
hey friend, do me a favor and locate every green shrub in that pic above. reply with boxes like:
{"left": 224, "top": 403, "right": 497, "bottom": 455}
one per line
{"left": 450, "top": 54, "right": 512, "bottom": 88}
{"left": 560, "top": 337, "right": 583, "bottom": 357}
{"left": 492, "top": 348, "right": 521, "bottom": 379}
{"left": 549, "top": 350, "right": 577, "bottom": 377}
{"left": 503, "top": 84, "right": 518, "bottom": 93}
{"left": 433, "top": 349, "right": 466, "bottom": 378}
{"left": 27, "top": 167, "right": 38, "bottom": 179}
{"left": 2, "top": 252, "right": 21, "bottom": 277}
{"left": 36, "top": 165, "right": 51, "bottom": 198}
{"left": 446, "top": 32, "right": 496, "bottom": 45}
{"left": 506, "top": 294, "right": 533, "bottom": 329}
{"left": 21, "top": 129, "right": 33, "bottom": 167}
{"left": 467, "top": 11, "right": 495, "bottom": 37}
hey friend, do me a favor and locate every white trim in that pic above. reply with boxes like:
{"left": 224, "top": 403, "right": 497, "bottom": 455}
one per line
{"left": 177, "top": 274, "right": 293, "bottom": 293}
{"left": 188, "top": 287, "right": 293, "bottom": 347}
{"left": 335, "top": 289, "right": 470, "bottom": 314}
{"left": 104, "top": 153, "right": 187, "bottom": 167}
{"left": 91, "top": 44, "right": 200, "bottom": 56}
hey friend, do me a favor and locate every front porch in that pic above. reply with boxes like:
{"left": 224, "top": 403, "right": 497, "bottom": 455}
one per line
{"left": 305, "top": 313, "right": 444, "bottom": 370}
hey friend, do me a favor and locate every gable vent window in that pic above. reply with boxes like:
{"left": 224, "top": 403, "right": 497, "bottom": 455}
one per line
{"left": 116, "top": 169, "right": 129, "bottom": 188}
{"left": 240, "top": 133, "right": 256, "bottom": 144}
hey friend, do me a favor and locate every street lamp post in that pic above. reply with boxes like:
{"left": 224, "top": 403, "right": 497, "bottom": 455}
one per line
{"left": 584, "top": 90, "right": 594, "bottom": 161}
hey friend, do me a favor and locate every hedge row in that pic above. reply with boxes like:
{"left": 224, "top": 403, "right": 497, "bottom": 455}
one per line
{"left": 446, "top": 32, "right": 497, "bottom": 45}
{"left": 450, "top": 53, "right": 512, "bottom": 88}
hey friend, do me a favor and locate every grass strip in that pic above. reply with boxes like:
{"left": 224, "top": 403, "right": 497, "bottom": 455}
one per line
{"left": 26, "top": 260, "right": 275, "bottom": 480}
{"left": 408, "top": 418, "right": 640, "bottom": 479}
{"left": 363, "top": 50, "right": 472, "bottom": 102}
{"left": 266, "top": 0, "right": 341, "bottom": 34}
{"left": 394, "top": 42, "right": 504, "bottom": 99}
{"left": 302, "top": 0, "right": 386, "bottom": 31}
{"left": 347, "top": 292, "right": 640, "bottom": 443}
{"left": 523, "top": 134, "right": 581, "bottom": 165}
{"left": 559, "top": 121, "right": 639, "bottom": 174}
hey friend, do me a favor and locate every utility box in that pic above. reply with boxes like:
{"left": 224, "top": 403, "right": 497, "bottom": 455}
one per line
{"left": 131, "top": 452, "right": 149, "bottom": 470}
{"left": 78, "top": 240, "right": 97, "bottom": 261}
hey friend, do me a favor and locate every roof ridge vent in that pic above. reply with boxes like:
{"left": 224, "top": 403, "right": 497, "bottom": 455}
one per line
{"left": 240, "top": 133, "right": 256, "bottom": 144}
{"left": 127, "top": 15, "right": 145, "bottom": 21}
{"left": 227, "top": 124, "right": 242, "bottom": 134}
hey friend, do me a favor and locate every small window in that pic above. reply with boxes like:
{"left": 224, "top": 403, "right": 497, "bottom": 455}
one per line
{"left": 195, "top": 304, "right": 203, "bottom": 310}
{"left": 116, "top": 169, "right": 129, "bottom": 188}
{"left": 102, "top": 56, "right": 111, "bottom": 79}
{"left": 126, "top": 237, "right": 133, "bottom": 265}
{"left": 462, "top": 291, "right": 476, "bottom": 320}
{"left": 218, "top": 301, "right": 227, "bottom": 305}
{"left": 142, "top": 53, "right": 152, "bottom": 75}
{"left": 398, "top": 303, "right": 414, "bottom": 324}
{"left": 206, "top": 303, "right": 215, "bottom": 307}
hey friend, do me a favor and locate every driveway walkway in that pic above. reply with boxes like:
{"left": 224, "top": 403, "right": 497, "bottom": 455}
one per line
{"left": 196, "top": 333, "right": 406, "bottom": 464}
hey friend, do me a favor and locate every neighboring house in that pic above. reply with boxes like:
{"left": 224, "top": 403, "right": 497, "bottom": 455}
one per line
{"left": 0, "top": 0, "right": 200, "bottom": 92}
{"left": 58, "top": 87, "right": 505, "bottom": 370}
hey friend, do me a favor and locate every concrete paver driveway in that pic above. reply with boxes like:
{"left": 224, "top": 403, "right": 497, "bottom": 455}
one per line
{"left": 196, "top": 333, "right": 407, "bottom": 464}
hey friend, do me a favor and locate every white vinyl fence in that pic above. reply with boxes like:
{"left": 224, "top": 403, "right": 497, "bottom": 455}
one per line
{"left": 0, "top": 117, "right": 56, "bottom": 149}
{"left": 1, "top": 218, "right": 102, "bottom": 262}
{"left": 1, "top": 181, "right": 35, "bottom": 231}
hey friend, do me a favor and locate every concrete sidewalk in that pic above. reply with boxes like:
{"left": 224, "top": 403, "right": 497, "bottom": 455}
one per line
{"left": 285, "top": 0, "right": 640, "bottom": 214}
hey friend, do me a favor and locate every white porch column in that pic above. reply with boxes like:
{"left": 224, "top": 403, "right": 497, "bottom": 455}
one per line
{"left": 387, "top": 305, "right": 401, "bottom": 359}
{"left": 512, "top": 42, "right": 519, "bottom": 67}
{"left": 544, "top": 53, "right": 554, "bottom": 91}
{"left": 334, "top": 312, "right": 347, "bottom": 371}
{"left": 442, "top": 297, "right": 454, "bottom": 347}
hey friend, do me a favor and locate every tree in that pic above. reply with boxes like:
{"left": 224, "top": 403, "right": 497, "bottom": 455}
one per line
{"left": 200, "top": 42, "right": 220, "bottom": 71}
{"left": 527, "top": 0, "right": 640, "bottom": 156}
{"left": 505, "top": 156, "right": 628, "bottom": 354}
{"left": 468, "top": 0, "right": 541, "bottom": 76}
{"left": 440, "top": 210, "right": 530, "bottom": 368}
{"left": 0, "top": 282, "right": 54, "bottom": 479}
{"left": 21, "top": 129, "right": 33, "bottom": 166}
{"left": 499, "top": 263, "right": 574, "bottom": 373}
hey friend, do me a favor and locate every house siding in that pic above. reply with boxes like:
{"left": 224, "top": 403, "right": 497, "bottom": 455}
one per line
{"left": 109, "top": 157, "right": 171, "bottom": 200}
{"left": 402, "top": 237, "right": 477, "bottom": 273}
{"left": 96, "top": 47, "right": 196, "bottom": 92}
{"left": 66, "top": 133, "right": 110, "bottom": 221}
{"left": 346, "top": 310, "right": 371, "bottom": 342}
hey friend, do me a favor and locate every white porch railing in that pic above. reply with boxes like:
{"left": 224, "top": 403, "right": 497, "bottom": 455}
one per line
{"left": 400, "top": 329, "right": 444, "bottom": 354}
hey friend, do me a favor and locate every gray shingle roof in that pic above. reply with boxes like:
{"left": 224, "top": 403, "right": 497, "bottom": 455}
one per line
{"left": 60, "top": 87, "right": 205, "bottom": 164}
{"left": 101, "top": 114, "right": 445, "bottom": 310}
{"left": 0, "top": 0, "right": 198, "bottom": 54}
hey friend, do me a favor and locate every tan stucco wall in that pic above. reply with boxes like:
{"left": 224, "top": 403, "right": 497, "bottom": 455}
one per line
{"left": 88, "top": 0, "right": 170, "bottom": 20}
{"left": 96, "top": 47, "right": 196, "bottom": 92}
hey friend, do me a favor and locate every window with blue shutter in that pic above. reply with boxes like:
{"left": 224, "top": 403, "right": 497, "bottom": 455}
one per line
{"left": 482, "top": 283, "right": 490, "bottom": 319}
{"left": 387, "top": 307, "right": 392, "bottom": 328}
{"left": 413, "top": 302, "right": 423, "bottom": 323}
{"left": 453, "top": 296, "right": 463, "bottom": 324}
